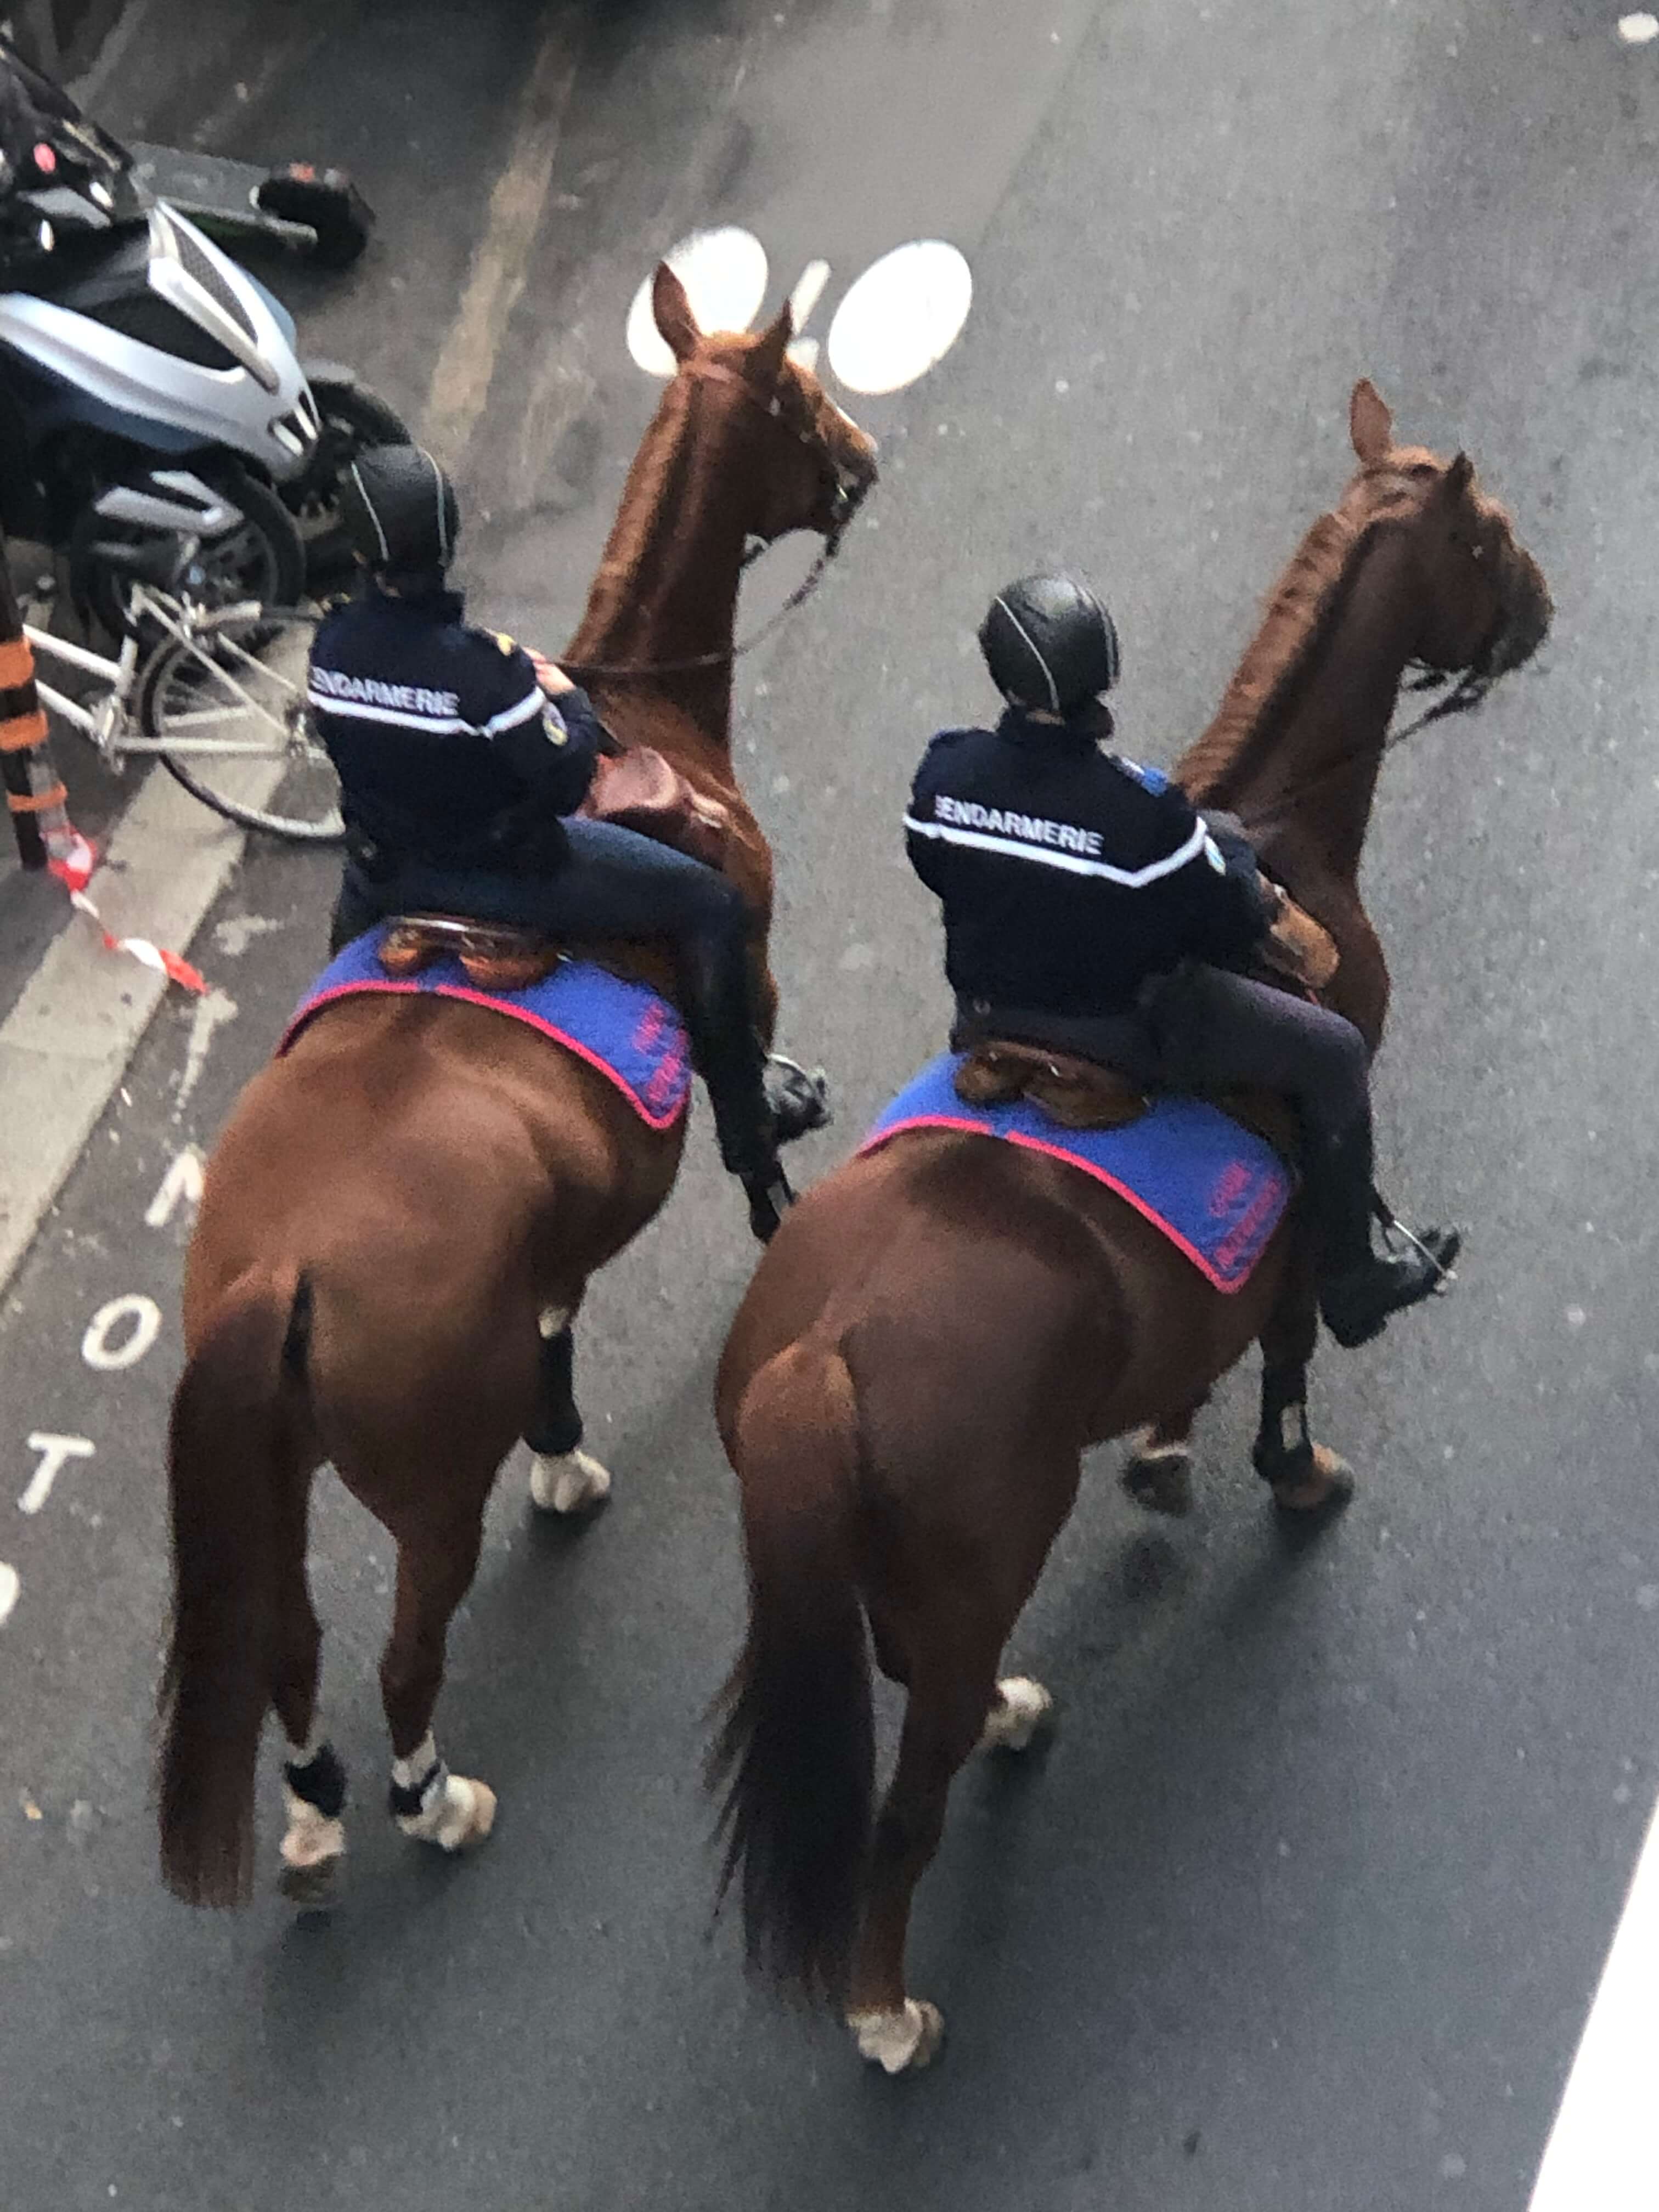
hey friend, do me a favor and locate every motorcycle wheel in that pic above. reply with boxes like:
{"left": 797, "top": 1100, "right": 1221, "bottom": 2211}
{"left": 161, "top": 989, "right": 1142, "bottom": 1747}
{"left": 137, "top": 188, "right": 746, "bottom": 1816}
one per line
{"left": 289, "top": 379, "right": 411, "bottom": 590}
{"left": 70, "top": 464, "right": 307, "bottom": 641}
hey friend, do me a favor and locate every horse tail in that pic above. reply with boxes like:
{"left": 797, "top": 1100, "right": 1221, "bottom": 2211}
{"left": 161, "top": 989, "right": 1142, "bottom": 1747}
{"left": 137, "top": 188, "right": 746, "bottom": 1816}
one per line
{"left": 158, "top": 1264, "right": 311, "bottom": 1908}
{"left": 709, "top": 1336, "right": 873, "bottom": 2006}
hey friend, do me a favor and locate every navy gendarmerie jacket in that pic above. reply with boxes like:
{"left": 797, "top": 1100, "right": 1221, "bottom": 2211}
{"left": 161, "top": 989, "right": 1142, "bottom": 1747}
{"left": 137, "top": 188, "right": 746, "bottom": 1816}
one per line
{"left": 905, "top": 706, "right": 1272, "bottom": 1018}
{"left": 308, "top": 581, "right": 605, "bottom": 869}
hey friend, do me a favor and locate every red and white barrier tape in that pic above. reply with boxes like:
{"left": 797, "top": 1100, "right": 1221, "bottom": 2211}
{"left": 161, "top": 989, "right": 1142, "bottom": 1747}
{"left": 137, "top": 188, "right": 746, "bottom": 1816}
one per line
{"left": 48, "top": 832, "right": 206, "bottom": 996}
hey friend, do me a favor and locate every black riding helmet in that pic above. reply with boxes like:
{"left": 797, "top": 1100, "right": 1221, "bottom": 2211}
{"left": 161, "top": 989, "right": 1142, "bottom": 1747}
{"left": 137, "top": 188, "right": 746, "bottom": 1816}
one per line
{"left": 339, "top": 444, "right": 460, "bottom": 583}
{"left": 979, "top": 572, "right": 1121, "bottom": 715}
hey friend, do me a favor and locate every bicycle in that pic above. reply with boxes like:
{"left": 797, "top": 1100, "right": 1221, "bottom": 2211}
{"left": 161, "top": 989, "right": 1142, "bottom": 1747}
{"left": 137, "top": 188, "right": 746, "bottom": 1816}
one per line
{"left": 25, "top": 580, "right": 341, "bottom": 843}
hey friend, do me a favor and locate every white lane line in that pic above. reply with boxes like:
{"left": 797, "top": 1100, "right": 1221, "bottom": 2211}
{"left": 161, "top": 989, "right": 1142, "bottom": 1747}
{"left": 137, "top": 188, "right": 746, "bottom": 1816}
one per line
{"left": 1530, "top": 1792, "right": 1659, "bottom": 2208}
{"left": 0, "top": 1562, "right": 17, "bottom": 1627}
{"left": 424, "top": 16, "right": 583, "bottom": 464}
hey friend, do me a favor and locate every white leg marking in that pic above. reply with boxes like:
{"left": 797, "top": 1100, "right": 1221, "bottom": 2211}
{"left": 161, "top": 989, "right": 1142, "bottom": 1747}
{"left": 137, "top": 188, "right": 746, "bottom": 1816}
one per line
{"left": 529, "top": 1447, "right": 612, "bottom": 1515}
{"left": 537, "top": 1305, "right": 572, "bottom": 1341}
{"left": 979, "top": 1676, "right": 1053, "bottom": 1753}
{"left": 280, "top": 1785, "right": 346, "bottom": 1878}
{"left": 847, "top": 1999, "right": 945, "bottom": 2075}
{"left": 392, "top": 1737, "right": 496, "bottom": 1852}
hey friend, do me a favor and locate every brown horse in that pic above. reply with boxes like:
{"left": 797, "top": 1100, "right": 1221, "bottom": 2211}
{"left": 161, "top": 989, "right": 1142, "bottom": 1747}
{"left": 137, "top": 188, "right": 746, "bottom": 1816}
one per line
{"left": 157, "top": 264, "right": 877, "bottom": 1908}
{"left": 708, "top": 380, "right": 1551, "bottom": 2072}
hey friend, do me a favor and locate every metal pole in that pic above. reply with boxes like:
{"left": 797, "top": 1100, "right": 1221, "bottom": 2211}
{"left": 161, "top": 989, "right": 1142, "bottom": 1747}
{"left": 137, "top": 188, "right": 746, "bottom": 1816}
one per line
{"left": 0, "top": 554, "right": 69, "bottom": 872}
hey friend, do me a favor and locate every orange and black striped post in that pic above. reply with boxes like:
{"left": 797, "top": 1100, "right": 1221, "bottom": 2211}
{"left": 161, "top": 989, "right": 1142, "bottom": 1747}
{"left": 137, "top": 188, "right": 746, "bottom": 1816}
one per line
{"left": 0, "top": 554, "right": 63, "bottom": 871}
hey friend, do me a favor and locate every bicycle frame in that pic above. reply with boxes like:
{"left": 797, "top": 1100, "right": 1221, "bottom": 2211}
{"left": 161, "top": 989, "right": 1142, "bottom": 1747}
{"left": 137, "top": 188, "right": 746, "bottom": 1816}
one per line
{"left": 23, "top": 589, "right": 307, "bottom": 763}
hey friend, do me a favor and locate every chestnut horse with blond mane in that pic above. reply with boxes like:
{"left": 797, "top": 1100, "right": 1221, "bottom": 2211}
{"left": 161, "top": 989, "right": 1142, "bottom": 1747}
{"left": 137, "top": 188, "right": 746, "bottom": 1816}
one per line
{"left": 708, "top": 381, "right": 1550, "bottom": 2073}
{"left": 156, "top": 266, "right": 876, "bottom": 1908}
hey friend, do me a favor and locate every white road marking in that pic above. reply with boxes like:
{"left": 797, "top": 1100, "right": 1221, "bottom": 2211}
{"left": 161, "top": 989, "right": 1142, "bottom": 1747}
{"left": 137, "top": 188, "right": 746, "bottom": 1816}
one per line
{"left": 788, "top": 258, "right": 832, "bottom": 331}
{"left": 81, "top": 1296, "right": 162, "bottom": 1373}
{"left": 1530, "top": 1792, "right": 1659, "bottom": 2207}
{"left": 19, "top": 1434, "right": 94, "bottom": 1517}
{"left": 1618, "top": 14, "right": 1659, "bottom": 45}
{"left": 827, "top": 240, "right": 973, "bottom": 395}
{"left": 424, "top": 18, "right": 583, "bottom": 462}
{"left": 173, "top": 989, "right": 238, "bottom": 1119}
{"left": 626, "top": 227, "right": 770, "bottom": 376}
{"left": 212, "top": 914, "right": 285, "bottom": 958}
{"left": 0, "top": 1562, "right": 17, "bottom": 1628}
{"left": 145, "top": 1148, "right": 206, "bottom": 1230}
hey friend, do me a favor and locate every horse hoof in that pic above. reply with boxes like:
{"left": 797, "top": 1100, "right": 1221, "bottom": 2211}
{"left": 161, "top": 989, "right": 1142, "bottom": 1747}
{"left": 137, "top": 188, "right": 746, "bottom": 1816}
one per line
{"left": 848, "top": 1997, "right": 945, "bottom": 2075}
{"left": 1121, "top": 1430, "right": 1194, "bottom": 1517}
{"left": 529, "top": 1447, "right": 612, "bottom": 1516}
{"left": 979, "top": 1675, "right": 1054, "bottom": 1753}
{"left": 278, "top": 1791, "right": 345, "bottom": 1902}
{"left": 1271, "top": 1443, "right": 1354, "bottom": 1517}
{"left": 397, "top": 1773, "right": 498, "bottom": 1853}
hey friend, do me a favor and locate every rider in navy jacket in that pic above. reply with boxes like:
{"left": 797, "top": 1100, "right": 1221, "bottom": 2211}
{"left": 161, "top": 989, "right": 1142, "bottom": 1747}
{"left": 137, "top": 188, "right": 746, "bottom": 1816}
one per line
{"left": 310, "top": 581, "right": 604, "bottom": 870}
{"left": 311, "top": 446, "right": 798, "bottom": 1241}
{"left": 906, "top": 573, "right": 1459, "bottom": 1356}
{"left": 906, "top": 710, "right": 1274, "bottom": 1018}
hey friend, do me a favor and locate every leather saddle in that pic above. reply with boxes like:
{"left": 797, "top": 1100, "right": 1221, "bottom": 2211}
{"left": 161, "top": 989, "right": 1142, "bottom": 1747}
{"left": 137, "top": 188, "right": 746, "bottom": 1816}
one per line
{"left": 951, "top": 891, "right": 1336, "bottom": 1156}
{"left": 375, "top": 743, "right": 733, "bottom": 991}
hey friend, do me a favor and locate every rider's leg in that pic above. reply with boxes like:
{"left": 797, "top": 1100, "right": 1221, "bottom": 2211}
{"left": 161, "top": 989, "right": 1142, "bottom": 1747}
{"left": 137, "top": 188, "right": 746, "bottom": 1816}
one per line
{"left": 328, "top": 856, "right": 390, "bottom": 956}
{"left": 1144, "top": 964, "right": 1459, "bottom": 1348}
{"left": 384, "top": 823, "right": 790, "bottom": 1238}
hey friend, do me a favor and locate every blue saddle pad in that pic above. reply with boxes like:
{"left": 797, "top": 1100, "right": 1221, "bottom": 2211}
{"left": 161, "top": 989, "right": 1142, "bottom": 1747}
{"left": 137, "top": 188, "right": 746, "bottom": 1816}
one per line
{"left": 860, "top": 1052, "right": 1294, "bottom": 1293}
{"left": 280, "top": 926, "right": 692, "bottom": 1129}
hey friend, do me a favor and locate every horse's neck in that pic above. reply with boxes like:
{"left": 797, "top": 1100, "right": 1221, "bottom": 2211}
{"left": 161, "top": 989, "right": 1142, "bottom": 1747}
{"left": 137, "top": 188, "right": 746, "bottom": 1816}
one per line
{"left": 1224, "top": 528, "right": 1421, "bottom": 885}
{"left": 565, "top": 387, "right": 748, "bottom": 768}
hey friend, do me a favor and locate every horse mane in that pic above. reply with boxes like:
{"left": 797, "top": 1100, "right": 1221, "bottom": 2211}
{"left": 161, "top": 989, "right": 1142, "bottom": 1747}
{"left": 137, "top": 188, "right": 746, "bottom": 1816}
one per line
{"left": 1176, "top": 464, "right": 1432, "bottom": 808}
{"left": 567, "top": 376, "right": 706, "bottom": 653}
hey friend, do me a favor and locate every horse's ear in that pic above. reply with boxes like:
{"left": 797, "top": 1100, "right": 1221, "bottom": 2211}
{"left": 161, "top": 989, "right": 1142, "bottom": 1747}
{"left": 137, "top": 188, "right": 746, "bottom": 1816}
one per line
{"left": 652, "top": 263, "right": 701, "bottom": 362}
{"left": 1435, "top": 452, "right": 1476, "bottom": 507}
{"left": 746, "top": 300, "right": 794, "bottom": 388}
{"left": 1350, "top": 379, "right": 1393, "bottom": 464}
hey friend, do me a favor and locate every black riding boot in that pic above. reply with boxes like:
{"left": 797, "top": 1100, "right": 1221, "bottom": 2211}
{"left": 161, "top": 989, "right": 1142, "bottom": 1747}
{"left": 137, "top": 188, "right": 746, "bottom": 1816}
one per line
{"left": 676, "top": 943, "right": 793, "bottom": 1243}
{"left": 1312, "top": 1124, "right": 1461, "bottom": 1349}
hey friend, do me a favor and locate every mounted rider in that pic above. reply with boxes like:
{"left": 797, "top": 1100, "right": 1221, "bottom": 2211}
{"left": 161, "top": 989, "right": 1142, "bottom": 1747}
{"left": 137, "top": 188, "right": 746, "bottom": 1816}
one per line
{"left": 309, "top": 443, "right": 797, "bottom": 1240}
{"left": 905, "top": 572, "right": 1459, "bottom": 1348}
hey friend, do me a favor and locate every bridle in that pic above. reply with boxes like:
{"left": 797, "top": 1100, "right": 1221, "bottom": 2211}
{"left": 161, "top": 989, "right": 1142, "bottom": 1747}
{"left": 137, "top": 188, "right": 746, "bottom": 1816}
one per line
{"left": 1231, "top": 562, "right": 1522, "bottom": 843}
{"left": 560, "top": 357, "right": 871, "bottom": 685}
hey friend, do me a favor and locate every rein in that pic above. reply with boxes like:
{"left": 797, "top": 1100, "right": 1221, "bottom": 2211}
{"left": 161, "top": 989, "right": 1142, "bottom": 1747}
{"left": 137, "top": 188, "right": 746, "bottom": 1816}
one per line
{"left": 1229, "top": 659, "right": 1497, "bottom": 842}
{"left": 560, "top": 359, "right": 866, "bottom": 685}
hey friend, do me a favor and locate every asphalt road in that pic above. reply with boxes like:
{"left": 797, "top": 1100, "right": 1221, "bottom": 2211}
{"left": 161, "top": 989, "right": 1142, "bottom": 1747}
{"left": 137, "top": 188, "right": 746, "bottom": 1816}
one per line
{"left": 3, "top": 2, "right": 1657, "bottom": 2207}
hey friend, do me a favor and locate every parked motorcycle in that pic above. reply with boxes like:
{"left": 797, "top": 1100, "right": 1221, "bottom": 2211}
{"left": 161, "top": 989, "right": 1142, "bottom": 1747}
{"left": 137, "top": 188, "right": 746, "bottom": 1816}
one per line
{"left": 0, "top": 35, "right": 406, "bottom": 634}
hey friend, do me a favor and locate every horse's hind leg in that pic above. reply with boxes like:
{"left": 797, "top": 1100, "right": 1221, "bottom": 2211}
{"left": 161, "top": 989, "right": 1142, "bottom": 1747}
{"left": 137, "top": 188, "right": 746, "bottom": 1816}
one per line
{"left": 1121, "top": 1391, "right": 1210, "bottom": 1518}
{"left": 379, "top": 1506, "right": 498, "bottom": 1854}
{"left": 1252, "top": 1244, "right": 1352, "bottom": 1514}
{"left": 526, "top": 1318, "right": 612, "bottom": 1517}
{"left": 848, "top": 1610, "right": 1039, "bottom": 2076}
{"left": 267, "top": 1463, "right": 348, "bottom": 1901}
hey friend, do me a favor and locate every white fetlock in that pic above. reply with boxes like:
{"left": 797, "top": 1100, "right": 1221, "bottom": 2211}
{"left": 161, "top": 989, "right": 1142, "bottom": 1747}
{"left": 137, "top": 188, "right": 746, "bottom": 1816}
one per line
{"left": 397, "top": 1769, "right": 498, "bottom": 1852}
{"left": 1121, "top": 1429, "right": 1194, "bottom": 1517}
{"left": 979, "top": 1675, "right": 1054, "bottom": 1753}
{"left": 279, "top": 1786, "right": 345, "bottom": 1896}
{"left": 847, "top": 1998, "right": 945, "bottom": 2075}
{"left": 529, "top": 1446, "right": 612, "bottom": 1515}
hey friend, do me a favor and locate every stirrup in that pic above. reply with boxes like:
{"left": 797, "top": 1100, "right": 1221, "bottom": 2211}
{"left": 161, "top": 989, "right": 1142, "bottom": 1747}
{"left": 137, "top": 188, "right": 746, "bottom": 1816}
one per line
{"left": 1372, "top": 1191, "right": 1460, "bottom": 1285}
{"left": 765, "top": 1053, "right": 832, "bottom": 1144}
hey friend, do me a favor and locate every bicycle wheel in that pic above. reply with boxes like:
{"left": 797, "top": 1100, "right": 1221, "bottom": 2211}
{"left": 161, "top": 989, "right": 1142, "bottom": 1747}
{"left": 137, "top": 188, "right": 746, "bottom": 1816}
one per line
{"left": 138, "top": 605, "right": 343, "bottom": 843}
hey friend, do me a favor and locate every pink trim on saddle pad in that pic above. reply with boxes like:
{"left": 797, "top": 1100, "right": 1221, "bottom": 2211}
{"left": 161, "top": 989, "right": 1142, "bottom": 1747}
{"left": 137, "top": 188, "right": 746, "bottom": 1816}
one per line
{"left": 280, "top": 977, "right": 691, "bottom": 1131}
{"left": 859, "top": 1112, "right": 1284, "bottom": 1294}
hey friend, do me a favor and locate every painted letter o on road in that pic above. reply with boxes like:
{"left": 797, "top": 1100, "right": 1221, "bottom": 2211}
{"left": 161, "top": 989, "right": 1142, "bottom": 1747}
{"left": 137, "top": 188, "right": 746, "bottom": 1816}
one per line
{"left": 81, "top": 1295, "right": 162, "bottom": 1372}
